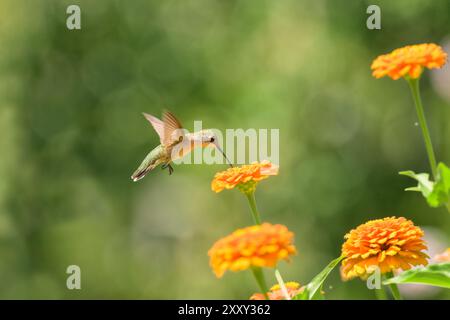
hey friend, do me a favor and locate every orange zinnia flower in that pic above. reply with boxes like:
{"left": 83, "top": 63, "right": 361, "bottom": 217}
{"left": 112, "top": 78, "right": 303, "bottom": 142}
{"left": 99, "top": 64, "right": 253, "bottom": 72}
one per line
{"left": 250, "top": 282, "right": 304, "bottom": 300}
{"left": 341, "top": 217, "right": 428, "bottom": 280}
{"left": 208, "top": 223, "right": 296, "bottom": 278}
{"left": 211, "top": 160, "right": 278, "bottom": 193}
{"left": 371, "top": 43, "right": 447, "bottom": 80}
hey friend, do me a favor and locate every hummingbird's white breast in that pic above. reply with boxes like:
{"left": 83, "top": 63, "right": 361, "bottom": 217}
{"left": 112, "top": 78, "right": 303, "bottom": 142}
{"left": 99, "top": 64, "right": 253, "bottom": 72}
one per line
{"left": 170, "top": 133, "right": 202, "bottom": 161}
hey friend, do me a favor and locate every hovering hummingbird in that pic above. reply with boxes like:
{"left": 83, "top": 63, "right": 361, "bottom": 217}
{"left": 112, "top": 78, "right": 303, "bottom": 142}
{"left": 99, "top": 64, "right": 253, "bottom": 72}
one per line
{"left": 131, "top": 110, "right": 232, "bottom": 181}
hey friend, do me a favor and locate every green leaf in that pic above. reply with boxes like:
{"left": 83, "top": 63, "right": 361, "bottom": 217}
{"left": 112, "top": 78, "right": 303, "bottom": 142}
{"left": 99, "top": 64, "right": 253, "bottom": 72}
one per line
{"left": 383, "top": 263, "right": 450, "bottom": 289}
{"left": 428, "top": 163, "right": 450, "bottom": 208}
{"left": 399, "top": 170, "right": 433, "bottom": 197}
{"left": 293, "top": 256, "right": 343, "bottom": 300}
{"left": 400, "top": 162, "right": 450, "bottom": 208}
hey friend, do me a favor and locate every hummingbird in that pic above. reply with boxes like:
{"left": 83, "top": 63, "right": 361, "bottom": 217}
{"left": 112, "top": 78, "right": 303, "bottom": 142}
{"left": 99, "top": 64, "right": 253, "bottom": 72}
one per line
{"left": 131, "top": 110, "right": 232, "bottom": 182}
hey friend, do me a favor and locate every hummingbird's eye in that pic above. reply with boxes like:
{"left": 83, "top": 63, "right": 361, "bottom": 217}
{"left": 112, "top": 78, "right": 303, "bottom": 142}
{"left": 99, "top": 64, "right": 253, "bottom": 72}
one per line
{"left": 210, "top": 137, "right": 215, "bottom": 142}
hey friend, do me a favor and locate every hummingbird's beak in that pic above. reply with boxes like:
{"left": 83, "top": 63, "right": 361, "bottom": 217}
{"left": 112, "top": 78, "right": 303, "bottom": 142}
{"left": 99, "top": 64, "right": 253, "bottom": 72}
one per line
{"left": 213, "top": 142, "right": 233, "bottom": 167}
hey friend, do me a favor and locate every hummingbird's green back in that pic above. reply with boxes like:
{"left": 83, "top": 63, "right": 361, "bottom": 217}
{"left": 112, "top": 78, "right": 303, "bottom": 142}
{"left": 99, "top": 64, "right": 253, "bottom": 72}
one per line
{"left": 131, "top": 144, "right": 165, "bottom": 181}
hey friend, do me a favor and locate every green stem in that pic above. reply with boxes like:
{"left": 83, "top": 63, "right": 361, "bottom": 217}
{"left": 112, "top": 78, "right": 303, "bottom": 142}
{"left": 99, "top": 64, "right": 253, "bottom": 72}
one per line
{"left": 407, "top": 78, "right": 438, "bottom": 179}
{"left": 245, "top": 190, "right": 288, "bottom": 300}
{"left": 245, "top": 191, "right": 262, "bottom": 225}
{"left": 374, "top": 286, "right": 388, "bottom": 300}
{"left": 389, "top": 283, "right": 402, "bottom": 300}
{"left": 385, "top": 272, "right": 402, "bottom": 300}
{"left": 246, "top": 192, "right": 267, "bottom": 299}
{"left": 251, "top": 267, "right": 269, "bottom": 300}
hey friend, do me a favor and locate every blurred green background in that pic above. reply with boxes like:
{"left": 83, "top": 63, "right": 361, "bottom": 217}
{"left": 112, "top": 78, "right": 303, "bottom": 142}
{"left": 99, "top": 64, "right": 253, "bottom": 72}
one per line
{"left": 0, "top": 0, "right": 449, "bottom": 299}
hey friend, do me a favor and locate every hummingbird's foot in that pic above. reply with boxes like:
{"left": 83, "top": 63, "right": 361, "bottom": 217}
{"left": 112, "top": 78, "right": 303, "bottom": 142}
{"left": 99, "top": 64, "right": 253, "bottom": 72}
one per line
{"left": 162, "top": 163, "right": 174, "bottom": 175}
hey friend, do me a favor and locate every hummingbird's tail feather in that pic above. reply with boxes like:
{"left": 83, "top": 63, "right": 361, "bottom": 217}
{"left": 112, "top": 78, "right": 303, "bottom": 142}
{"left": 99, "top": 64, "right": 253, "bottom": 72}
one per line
{"left": 131, "top": 167, "right": 153, "bottom": 182}
{"left": 131, "top": 164, "right": 157, "bottom": 182}
{"left": 131, "top": 144, "right": 165, "bottom": 182}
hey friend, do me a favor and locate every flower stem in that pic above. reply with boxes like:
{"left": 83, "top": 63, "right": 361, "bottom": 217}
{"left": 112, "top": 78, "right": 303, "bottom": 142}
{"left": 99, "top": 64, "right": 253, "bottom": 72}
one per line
{"left": 245, "top": 191, "right": 262, "bottom": 225}
{"left": 407, "top": 78, "right": 438, "bottom": 179}
{"left": 246, "top": 191, "right": 288, "bottom": 300}
{"left": 374, "top": 286, "right": 388, "bottom": 300}
{"left": 251, "top": 267, "right": 269, "bottom": 300}
{"left": 385, "top": 272, "right": 402, "bottom": 300}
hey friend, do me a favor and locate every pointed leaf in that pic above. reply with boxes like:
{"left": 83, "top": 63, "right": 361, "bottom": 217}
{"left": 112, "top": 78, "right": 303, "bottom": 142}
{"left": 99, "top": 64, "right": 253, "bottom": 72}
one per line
{"left": 400, "top": 163, "right": 450, "bottom": 208}
{"left": 427, "top": 163, "right": 450, "bottom": 208}
{"left": 293, "top": 256, "right": 343, "bottom": 300}
{"left": 383, "top": 263, "right": 450, "bottom": 289}
{"left": 399, "top": 170, "right": 433, "bottom": 197}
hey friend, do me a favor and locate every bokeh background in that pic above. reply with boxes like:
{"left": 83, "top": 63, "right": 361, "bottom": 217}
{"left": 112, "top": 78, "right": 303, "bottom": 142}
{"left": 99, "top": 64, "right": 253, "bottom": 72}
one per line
{"left": 0, "top": 0, "right": 449, "bottom": 299}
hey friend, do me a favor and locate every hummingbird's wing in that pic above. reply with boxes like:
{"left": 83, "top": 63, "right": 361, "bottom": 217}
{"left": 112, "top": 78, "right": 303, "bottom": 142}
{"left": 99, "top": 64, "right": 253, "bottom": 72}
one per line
{"left": 162, "top": 110, "right": 184, "bottom": 146}
{"left": 143, "top": 113, "right": 165, "bottom": 145}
